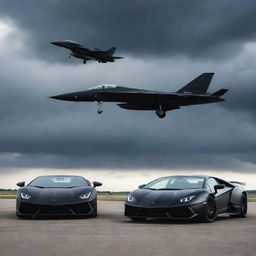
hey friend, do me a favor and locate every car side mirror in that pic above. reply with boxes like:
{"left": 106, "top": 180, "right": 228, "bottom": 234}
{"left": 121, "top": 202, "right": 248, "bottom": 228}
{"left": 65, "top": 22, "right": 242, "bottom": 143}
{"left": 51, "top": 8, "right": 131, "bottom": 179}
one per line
{"left": 93, "top": 181, "right": 102, "bottom": 187}
{"left": 138, "top": 184, "right": 146, "bottom": 189}
{"left": 17, "top": 181, "right": 25, "bottom": 187}
{"left": 214, "top": 184, "right": 225, "bottom": 192}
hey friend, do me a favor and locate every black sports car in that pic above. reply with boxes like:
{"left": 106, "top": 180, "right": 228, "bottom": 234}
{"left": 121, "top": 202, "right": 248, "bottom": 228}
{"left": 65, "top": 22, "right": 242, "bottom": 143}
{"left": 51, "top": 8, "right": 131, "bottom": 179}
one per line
{"left": 16, "top": 175, "right": 102, "bottom": 218}
{"left": 125, "top": 175, "right": 247, "bottom": 222}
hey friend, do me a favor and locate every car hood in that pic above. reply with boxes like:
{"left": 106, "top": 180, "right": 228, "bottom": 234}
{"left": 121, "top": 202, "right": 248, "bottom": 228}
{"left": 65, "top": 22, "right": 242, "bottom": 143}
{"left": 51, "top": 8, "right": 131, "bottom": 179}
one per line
{"left": 128, "top": 188, "right": 208, "bottom": 207}
{"left": 18, "top": 186, "right": 94, "bottom": 205}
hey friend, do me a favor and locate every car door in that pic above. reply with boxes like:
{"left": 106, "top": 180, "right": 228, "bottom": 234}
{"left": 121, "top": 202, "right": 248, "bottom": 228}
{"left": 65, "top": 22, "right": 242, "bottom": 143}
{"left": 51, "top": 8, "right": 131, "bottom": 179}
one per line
{"left": 206, "top": 178, "right": 232, "bottom": 213}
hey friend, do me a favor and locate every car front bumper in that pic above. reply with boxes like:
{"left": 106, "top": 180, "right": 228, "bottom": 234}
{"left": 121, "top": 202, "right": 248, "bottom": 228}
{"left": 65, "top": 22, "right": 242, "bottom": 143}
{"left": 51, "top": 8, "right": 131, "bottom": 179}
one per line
{"left": 125, "top": 202, "right": 206, "bottom": 220}
{"left": 16, "top": 199, "right": 96, "bottom": 217}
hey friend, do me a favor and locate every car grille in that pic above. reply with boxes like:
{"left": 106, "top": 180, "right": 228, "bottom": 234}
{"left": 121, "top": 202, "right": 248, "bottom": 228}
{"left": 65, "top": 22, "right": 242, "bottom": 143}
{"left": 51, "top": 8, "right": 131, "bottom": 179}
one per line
{"left": 167, "top": 206, "right": 193, "bottom": 218}
{"left": 125, "top": 205, "right": 194, "bottom": 219}
{"left": 125, "top": 205, "right": 168, "bottom": 218}
{"left": 19, "top": 202, "right": 92, "bottom": 216}
{"left": 39, "top": 205, "right": 72, "bottom": 215}
{"left": 137, "top": 207, "right": 168, "bottom": 217}
{"left": 19, "top": 203, "right": 39, "bottom": 215}
{"left": 71, "top": 203, "right": 92, "bottom": 214}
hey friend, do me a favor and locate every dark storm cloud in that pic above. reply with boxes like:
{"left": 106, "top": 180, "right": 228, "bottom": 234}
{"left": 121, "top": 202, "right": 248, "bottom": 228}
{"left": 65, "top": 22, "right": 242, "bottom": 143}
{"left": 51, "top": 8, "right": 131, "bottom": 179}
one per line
{"left": 0, "top": 0, "right": 256, "bottom": 62}
{"left": 0, "top": 0, "right": 256, "bottom": 173}
{"left": 1, "top": 56, "right": 256, "bottom": 171}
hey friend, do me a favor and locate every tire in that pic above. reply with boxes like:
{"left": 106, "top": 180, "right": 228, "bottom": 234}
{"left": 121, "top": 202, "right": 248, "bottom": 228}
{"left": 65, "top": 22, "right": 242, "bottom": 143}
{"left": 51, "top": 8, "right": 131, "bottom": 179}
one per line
{"left": 130, "top": 217, "right": 146, "bottom": 222}
{"left": 90, "top": 212, "right": 97, "bottom": 218}
{"left": 16, "top": 212, "right": 27, "bottom": 219}
{"left": 90, "top": 203, "right": 97, "bottom": 218}
{"left": 231, "top": 194, "right": 247, "bottom": 218}
{"left": 201, "top": 196, "right": 217, "bottom": 223}
{"left": 156, "top": 110, "right": 166, "bottom": 119}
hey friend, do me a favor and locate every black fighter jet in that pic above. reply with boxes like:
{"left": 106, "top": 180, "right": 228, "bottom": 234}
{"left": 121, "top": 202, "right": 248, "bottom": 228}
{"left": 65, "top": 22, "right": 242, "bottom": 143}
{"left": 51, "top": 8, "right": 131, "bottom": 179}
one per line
{"left": 50, "top": 73, "right": 228, "bottom": 118}
{"left": 51, "top": 40, "right": 124, "bottom": 64}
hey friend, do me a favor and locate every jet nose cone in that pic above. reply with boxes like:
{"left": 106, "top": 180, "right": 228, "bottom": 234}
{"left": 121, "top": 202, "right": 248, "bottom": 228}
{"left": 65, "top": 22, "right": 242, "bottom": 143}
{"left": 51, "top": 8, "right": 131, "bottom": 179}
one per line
{"left": 49, "top": 95, "right": 62, "bottom": 100}
{"left": 51, "top": 41, "right": 62, "bottom": 46}
{"left": 49, "top": 93, "right": 79, "bottom": 101}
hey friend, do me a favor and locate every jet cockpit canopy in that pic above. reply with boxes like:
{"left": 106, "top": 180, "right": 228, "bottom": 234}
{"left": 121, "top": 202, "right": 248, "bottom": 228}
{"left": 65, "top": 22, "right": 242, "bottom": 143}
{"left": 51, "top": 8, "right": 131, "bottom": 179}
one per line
{"left": 64, "top": 40, "right": 79, "bottom": 44}
{"left": 89, "top": 84, "right": 117, "bottom": 90}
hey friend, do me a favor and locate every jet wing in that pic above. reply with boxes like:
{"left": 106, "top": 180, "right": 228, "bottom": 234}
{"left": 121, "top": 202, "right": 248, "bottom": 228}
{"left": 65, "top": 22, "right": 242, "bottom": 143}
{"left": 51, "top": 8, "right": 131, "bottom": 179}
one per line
{"left": 76, "top": 46, "right": 90, "bottom": 51}
{"left": 117, "top": 103, "right": 180, "bottom": 111}
{"left": 86, "top": 51, "right": 109, "bottom": 62}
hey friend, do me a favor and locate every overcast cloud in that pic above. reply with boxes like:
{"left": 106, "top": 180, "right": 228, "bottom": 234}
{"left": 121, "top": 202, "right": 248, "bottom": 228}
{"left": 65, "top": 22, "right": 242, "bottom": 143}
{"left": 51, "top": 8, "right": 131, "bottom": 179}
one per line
{"left": 0, "top": 0, "right": 256, "bottom": 181}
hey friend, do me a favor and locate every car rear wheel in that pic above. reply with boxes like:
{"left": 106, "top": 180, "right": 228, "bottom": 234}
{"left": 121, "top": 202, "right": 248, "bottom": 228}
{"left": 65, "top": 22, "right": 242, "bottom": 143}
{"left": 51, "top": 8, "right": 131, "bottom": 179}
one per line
{"left": 201, "top": 196, "right": 217, "bottom": 223}
{"left": 130, "top": 217, "right": 146, "bottom": 222}
{"left": 231, "top": 194, "right": 247, "bottom": 218}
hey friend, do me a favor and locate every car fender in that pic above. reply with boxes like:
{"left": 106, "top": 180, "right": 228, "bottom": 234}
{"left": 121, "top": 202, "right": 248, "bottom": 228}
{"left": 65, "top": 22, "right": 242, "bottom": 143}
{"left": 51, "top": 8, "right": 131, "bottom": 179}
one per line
{"left": 191, "top": 191, "right": 211, "bottom": 205}
{"left": 230, "top": 186, "right": 245, "bottom": 205}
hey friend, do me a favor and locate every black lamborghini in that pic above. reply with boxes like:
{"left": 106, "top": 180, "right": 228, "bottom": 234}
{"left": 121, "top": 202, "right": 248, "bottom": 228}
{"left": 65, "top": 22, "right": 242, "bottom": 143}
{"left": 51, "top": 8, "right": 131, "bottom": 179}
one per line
{"left": 16, "top": 175, "right": 102, "bottom": 218}
{"left": 125, "top": 175, "right": 247, "bottom": 222}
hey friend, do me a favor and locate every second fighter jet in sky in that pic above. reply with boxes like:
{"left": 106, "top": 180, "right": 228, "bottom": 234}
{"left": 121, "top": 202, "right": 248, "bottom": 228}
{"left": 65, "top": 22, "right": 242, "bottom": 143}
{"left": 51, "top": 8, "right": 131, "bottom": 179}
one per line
{"left": 51, "top": 40, "right": 123, "bottom": 64}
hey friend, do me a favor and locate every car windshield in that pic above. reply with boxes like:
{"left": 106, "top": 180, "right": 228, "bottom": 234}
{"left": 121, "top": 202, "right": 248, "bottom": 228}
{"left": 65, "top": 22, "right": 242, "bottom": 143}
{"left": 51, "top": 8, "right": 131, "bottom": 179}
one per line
{"left": 28, "top": 176, "right": 90, "bottom": 188}
{"left": 143, "top": 176, "right": 205, "bottom": 190}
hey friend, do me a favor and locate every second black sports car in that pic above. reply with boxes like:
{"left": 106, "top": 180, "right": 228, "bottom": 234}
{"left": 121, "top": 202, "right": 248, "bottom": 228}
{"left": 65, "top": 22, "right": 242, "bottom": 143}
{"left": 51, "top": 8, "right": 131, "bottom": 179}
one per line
{"left": 125, "top": 175, "right": 247, "bottom": 222}
{"left": 16, "top": 175, "right": 102, "bottom": 218}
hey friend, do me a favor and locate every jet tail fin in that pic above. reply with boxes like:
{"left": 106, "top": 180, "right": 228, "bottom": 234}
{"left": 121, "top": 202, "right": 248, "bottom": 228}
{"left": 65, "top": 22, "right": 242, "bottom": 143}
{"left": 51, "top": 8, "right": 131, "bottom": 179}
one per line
{"left": 107, "top": 47, "right": 116, "bottom": 56}
{"left": 177, "top": 73, "right": 214, "bottom": 95}
{"left": 211, "top": 89, "right": 228, "bottom": 97}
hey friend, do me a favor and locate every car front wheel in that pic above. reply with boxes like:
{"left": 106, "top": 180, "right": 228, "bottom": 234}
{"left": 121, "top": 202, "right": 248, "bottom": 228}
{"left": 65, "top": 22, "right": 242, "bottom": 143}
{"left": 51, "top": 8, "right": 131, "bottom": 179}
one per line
{"left": 201, "top": 196, "right": 217, "bottom": 223}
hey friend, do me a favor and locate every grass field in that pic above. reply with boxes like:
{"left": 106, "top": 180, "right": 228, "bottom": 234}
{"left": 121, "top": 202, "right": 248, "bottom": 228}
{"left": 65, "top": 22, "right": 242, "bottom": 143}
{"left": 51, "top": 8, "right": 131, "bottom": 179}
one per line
{"left": 0, "top": 190, "right": 16, "bottom": 195}
{"left": 248, "top": 193, "right": 256, "bottom": 202}
{"left": 98, "top": 197, "right": 125, "bottom": 201}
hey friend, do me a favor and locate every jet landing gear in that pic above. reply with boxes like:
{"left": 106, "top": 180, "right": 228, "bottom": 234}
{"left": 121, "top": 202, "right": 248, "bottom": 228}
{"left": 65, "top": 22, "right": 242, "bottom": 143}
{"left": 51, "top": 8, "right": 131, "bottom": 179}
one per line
{"left": 97, "top": 101, "right": 103, "bottom": 114}
{"left": 83, "top": 59, "right": 87, "bottom": 64}
{"left": 156, "top": 105, "right": 166, "bottom": 119}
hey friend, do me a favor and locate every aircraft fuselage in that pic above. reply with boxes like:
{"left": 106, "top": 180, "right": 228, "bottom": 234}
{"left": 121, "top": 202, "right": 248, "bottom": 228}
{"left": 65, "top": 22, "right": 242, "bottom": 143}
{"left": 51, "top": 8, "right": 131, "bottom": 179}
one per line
{"left": 51, "top": 40, "right": 123, "bottom": 63}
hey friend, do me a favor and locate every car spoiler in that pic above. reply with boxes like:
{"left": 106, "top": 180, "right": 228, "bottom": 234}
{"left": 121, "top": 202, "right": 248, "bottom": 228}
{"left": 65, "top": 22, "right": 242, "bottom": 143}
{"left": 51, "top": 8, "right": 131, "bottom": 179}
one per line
{"left": 229, "top": 181, "right": 246, "bottom": 186}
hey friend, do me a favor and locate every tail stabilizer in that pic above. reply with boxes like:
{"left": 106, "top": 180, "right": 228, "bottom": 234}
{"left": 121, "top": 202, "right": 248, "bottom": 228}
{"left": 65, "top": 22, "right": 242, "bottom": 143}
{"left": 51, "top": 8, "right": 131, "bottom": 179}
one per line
{"left": 107, "top": 47, "right": 116, "bottom": 56}
{"left": 177, "top": 73, "right": 214, "bottom": 94}
{"left": 211, "top": 89, "right": 228, "bottom": 97}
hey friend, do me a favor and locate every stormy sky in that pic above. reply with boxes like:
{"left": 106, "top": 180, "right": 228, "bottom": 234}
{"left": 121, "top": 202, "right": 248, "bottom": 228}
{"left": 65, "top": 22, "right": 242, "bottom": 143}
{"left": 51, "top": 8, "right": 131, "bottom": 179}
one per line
{"left": 0, "top": 0, "right": 256, "bottom": 189}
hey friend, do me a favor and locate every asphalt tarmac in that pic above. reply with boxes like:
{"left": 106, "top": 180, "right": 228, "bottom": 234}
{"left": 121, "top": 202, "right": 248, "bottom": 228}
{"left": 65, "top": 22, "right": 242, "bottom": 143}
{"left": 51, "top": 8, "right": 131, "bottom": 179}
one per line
{"left": 0, "top": 200, "right": 255, "bottom": 256}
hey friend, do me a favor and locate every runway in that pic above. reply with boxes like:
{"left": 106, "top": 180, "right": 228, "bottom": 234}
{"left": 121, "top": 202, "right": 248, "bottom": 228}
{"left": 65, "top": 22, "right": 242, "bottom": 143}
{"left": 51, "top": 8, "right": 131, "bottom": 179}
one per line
{"left": 0, "top": 200, "right": 255, "bottom": 256}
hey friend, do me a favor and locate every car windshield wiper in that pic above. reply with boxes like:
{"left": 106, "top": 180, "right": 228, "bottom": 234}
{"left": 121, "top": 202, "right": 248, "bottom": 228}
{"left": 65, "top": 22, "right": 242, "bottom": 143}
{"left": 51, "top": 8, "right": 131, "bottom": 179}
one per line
{"left": 146, "top": 188, "right": 183, "bottom": 190}
{"left": 157, "top": 188, "right": 183, "bottom": 190}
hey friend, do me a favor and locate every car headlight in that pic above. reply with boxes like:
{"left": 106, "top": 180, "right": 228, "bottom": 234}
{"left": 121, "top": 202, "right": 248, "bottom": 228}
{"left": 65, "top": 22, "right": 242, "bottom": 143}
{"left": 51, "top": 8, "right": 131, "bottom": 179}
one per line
{"left": 180, "top": 195, "right": 196, "bottom": 203}
{"left": 79, "top": 191, "right": 91, "bottom": 200}
{"left": 20, "top": 192, "right": 31, "bottom": 200}
{"left": 127, "top": 194, "right": 136, "bottom": 202}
